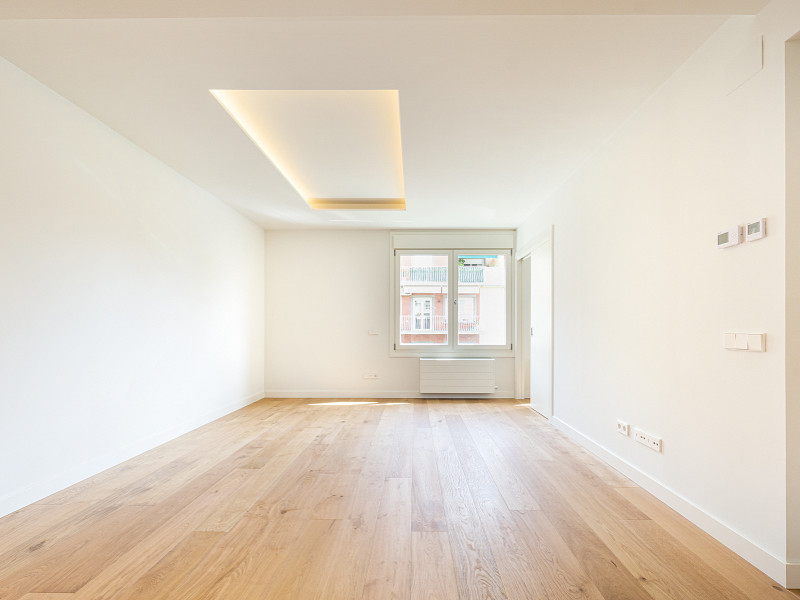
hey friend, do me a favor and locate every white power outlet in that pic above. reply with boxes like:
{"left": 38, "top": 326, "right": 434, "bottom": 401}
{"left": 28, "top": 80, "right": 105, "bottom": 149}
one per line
{"left": 616, "top": 420, "right": 629, "bottom": 436}
{"left": 633, "top": 428, "right": 662, "bottom": 452}
{"left": 363, "top": 373, "right": 378, "bottom": 379}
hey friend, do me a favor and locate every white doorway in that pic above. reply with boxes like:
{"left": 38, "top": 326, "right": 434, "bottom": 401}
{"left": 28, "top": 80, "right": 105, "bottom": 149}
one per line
{"left": 529, "top": 230, "right": 553, "bottom": 418}
{"left": 517, "top": 255, "right": 532, "bottom": 399}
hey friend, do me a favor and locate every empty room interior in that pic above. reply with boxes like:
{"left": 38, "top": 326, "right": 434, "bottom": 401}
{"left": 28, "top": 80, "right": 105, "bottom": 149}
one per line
{"left": 2, "top": 0, "right": 800, "bottom": 598}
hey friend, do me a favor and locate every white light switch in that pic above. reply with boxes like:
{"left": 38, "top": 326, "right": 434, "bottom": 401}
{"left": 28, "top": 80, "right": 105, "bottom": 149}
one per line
{"left": 734, "top": 333, "right": 748, "bottom": 350}
{"left": 725, "top": 332, "right": 766, "bottom": 352}
{"left": 368, "top": 329, "right": 380, "bottom": 336}
{"left": 746, "top": 333, "right": 765, "bottom": 352}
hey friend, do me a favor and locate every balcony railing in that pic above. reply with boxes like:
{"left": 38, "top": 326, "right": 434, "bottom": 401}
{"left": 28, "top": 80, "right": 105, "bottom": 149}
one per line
{"left": 458, "top": 266, "right": 485, "bottom": 283}
{"left": 400, "top": 315, "right": 480, "bottom": 333}
{"left": 399, "top": 266, "right": 484, "bottom": 284}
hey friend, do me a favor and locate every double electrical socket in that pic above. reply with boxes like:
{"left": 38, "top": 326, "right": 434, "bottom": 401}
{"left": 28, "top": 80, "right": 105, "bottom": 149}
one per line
{"left": 634, "top": 428, "right": 662, "bottom": 452}
{"left": 617, "top": 420, "right": 662, "bottom": 453}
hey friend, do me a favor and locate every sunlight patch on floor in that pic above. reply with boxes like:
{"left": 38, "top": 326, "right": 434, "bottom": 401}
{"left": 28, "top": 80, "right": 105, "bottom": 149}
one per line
{"left": 308, "top": 401, "right": 411, "bottom": 406}
{"left": 308, "top": 401, "right": 378, "bottom": 406}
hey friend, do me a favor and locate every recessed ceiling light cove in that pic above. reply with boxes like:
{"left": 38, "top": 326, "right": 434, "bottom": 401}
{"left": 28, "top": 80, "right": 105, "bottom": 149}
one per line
{"left": 211, "top": 89, "right": 406, "bottom": 210}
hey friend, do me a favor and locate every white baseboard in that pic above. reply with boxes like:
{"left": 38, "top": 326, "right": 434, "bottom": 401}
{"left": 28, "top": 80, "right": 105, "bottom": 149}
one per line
{"left": 263, "top": 389, "right": 515, "bottom": 399}
{"left": 0, "top": 391, "right": 264, "bottom": 519}
{"left": 550, "top": 416, "right": 792, "bottom": 589}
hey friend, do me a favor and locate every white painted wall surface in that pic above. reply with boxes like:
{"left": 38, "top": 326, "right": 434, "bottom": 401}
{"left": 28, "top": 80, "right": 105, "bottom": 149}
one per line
{"left": 518, "top": 0, "right": 800, "bottom": 584}
{"left": 0, "top": 57, "right": 266, "bottom": 517}
{"left": 785, "top": 32, "right": 800, "bottom": 588}
{"left": 263, "top": 230, "right": 515, "bottom": 398}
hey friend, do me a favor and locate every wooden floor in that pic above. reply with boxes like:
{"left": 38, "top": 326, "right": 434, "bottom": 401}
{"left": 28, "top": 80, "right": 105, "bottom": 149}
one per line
{"left": 0, "top": 398, "right": 794, "bottom": 599}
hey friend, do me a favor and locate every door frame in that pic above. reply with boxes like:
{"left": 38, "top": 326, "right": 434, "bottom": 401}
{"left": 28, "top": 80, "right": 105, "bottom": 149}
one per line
{"left": 514, "top": 255, "right": 531, "bottom": 399}
{"left": 515, "top": 226, "right": 554, "bottom": 417}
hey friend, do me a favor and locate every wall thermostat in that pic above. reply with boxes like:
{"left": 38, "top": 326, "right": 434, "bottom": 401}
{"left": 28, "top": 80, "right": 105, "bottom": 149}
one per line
{"left": 716, "top": 226, "right": 742, "bottom": 249}
{"left": 745, "top": 218, "right": 766, "bottom": 242}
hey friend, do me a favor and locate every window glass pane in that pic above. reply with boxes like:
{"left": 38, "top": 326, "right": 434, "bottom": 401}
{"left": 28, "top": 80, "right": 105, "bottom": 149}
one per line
{"left": 457, "top": 254, "right": 506, "bottom": 345}
{"left": 399, "top": 254, "right": 448, "bottom": 345}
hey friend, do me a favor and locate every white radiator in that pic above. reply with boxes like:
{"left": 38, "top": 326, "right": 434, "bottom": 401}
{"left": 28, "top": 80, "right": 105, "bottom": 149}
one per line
{"left": 419, "top": 358, "right": 496, "bottom": 394}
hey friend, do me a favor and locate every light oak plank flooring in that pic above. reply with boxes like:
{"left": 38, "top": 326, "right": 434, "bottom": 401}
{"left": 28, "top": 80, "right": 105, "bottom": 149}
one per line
{"left": 0, "top": 398, "right": 795, "bottom": 599}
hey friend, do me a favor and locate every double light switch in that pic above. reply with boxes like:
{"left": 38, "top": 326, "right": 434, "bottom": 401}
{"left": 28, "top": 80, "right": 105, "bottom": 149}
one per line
{"left": 724, "top": 332, "right": 766, "bottom": 352}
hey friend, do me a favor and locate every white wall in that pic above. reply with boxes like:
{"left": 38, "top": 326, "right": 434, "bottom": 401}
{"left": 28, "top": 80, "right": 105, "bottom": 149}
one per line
{"left": 785, "top": 33, "right": 800, "bottom": 586}
{"left": 0, "top": 57, "right": 265, "bottom": 517}
{"left": 518, "top": 0, "right": 800, "bottom": 585}
{"left": 263, "top": 230, "right": 515, "bottom": 398}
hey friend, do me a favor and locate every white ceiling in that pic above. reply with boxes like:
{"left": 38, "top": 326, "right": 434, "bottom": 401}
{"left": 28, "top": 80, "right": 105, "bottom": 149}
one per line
{"left": 212, "top": 89, "right": 406, "bottom": 206}
{"left": 0, "top": 2, "right": 766, "bottom": 229}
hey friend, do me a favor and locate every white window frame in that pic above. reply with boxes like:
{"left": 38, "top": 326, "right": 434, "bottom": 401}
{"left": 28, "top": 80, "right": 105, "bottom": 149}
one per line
{"left": 395, "top": 249, "right": 450, "bottom": 347}
{"left": 390, "top": 231, "right": 514, "bottom": 358}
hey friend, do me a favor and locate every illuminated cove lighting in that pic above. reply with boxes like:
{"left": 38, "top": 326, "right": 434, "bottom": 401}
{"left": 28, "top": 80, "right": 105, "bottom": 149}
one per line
{"left": 212, "top": 89, "right": 406, "bottom": 210}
